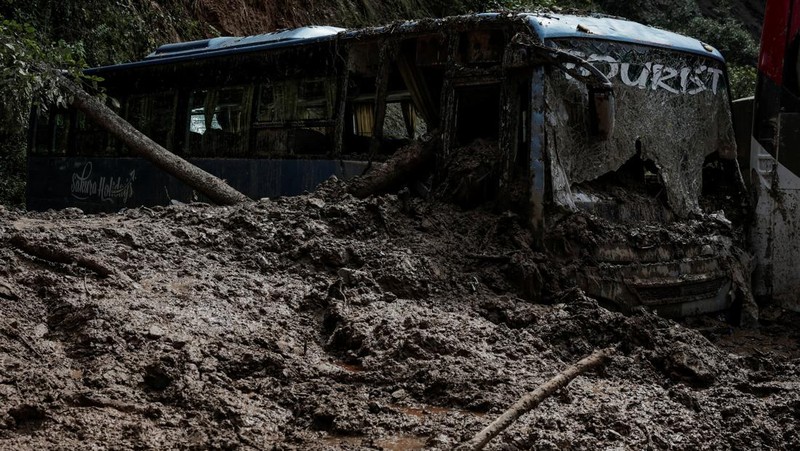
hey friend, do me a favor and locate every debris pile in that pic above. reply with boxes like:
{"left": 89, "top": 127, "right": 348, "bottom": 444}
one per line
{"left": 0, "top": 182, "right": 798, "bottom": 449}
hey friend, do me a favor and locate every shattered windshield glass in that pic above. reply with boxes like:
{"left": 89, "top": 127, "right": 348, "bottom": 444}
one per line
{"left": 544, "top": 40, "right": 736, "bottom": 218}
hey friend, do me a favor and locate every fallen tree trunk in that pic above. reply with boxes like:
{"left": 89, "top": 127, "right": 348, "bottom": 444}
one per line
{"left": 458, "top": 347, "right": 616, "bottom": 451}
{"left": 348, "top": 131, "right": 440, "bottom": 198}
{"left": 62, "top": 78, "right": 250, "bottom": 206}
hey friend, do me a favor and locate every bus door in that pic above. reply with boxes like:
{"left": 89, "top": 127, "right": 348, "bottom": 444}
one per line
{"left": 439, "top": 78, "right": 507, "bottom": 206}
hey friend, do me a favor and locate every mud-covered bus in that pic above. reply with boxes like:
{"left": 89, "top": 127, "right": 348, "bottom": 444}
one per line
{"left": 28, "top": 13, "right": 745, "bottom": 316}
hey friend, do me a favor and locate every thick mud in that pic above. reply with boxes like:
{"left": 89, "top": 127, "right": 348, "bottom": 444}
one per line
{"left": 0, "top": 180, "right": 798, "bottom": 449}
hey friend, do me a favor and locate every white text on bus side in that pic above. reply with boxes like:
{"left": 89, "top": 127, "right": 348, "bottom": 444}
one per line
{"left": 71, "top": 162, "right": 136, "bottom": 203}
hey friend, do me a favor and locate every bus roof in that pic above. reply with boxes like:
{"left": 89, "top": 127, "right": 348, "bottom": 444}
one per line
{"left": 524, "top": 13, "right": 724, "bottom": 61}
{"left": 86, "top": 13, "right": 723, "bottom": 74}
{"left": 86, "top": 25, "right": 345, "bottom": 74}
{"left": 144, "top": 26, "right": 345, "bottom": 60}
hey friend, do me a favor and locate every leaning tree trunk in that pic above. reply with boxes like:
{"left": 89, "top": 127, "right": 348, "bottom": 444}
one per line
{"left": 62, "top": 79, "right": 250, "bottom": 206}
{"left": 348, "top": 131, "right": 440, "bottom": 198}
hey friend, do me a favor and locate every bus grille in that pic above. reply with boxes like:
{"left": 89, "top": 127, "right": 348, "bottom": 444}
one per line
{"left": 634, "top": 277, "right": 726, "bottom": 305}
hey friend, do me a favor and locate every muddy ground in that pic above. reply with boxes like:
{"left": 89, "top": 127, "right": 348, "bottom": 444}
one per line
{"left": 0, "top": 179, "right": 798, "bottom": 450}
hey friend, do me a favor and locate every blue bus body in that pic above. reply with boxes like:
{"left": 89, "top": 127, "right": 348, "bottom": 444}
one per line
{"left": 27, "top": 157, "right": 367, "bottom": 211}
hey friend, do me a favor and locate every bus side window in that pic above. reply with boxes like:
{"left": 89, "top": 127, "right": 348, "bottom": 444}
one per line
{"left": 256, "top": 82, "right": 278, "bottom": 122}
{"left": 252, "top": 78, "right": 335, "bottom": 156}
{"left": 253, "top": 83, "right": 288, "bottom": 155}
{"left": 295, "top": 78, "right": 335, "bottom": 154}
{"left": 53, "top": 112, "right": 70, "bottom": 155}
{"left": 354, "top": 101, "right": 426, "bottom": 139}
{"left": 383, "top": 101, "right": 426, "bottom": 140}
{"left": 74, "top": 111, "right": 109, "bottom": 156}
{"left": 187, "top": 87, "right": 251, "bottom": 157}
{"left": 28, "top": 108, "right": 71, "bottom": 156}
{"left": 298, "top": 78, "right": 334, "bottom": 120}
{"left": 345, "top": 39, "right": 434, "bottom": 156}
{"left": 127, "top": 93, "right": 176, "bottom": 154}
{"left": 71, "top": 97, "right": 124, "bottom": 156}
{"left": 31, "top": 109, "right": 53, "bottom": 155}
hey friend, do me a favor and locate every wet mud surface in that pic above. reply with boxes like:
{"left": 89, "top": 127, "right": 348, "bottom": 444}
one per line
{"left": 1, "top": 180, "right": 798, "bottom": 449}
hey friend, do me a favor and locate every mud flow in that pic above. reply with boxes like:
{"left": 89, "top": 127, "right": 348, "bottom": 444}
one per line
{"left": 0, "top": 179, "right": 798, "bottom": 449}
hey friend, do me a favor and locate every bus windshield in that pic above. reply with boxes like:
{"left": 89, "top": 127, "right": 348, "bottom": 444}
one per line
{"left": 543, "top": 39, "right": 737, "bottom": 218}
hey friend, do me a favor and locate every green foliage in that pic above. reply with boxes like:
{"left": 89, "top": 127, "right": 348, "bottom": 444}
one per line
{"left": 0, "top": 18, "right": 78, "bottom": 206}
{"left": 681, "top": 17, "right": 758, "bottom": 65}
{"left": 728, "top": 63, "right": 757, "bottom": 99}
{"left": 425, "top": 0, "right": 490, "bottom": 15}
{"left": 596, "top": 0, "right": 700, "bottom": 26}
{"left": 0, "top": 18, "right": 88, "bottom": 130}
{"left": 0, "top": 16, "right": 102, "bottom": 207}
{"left": 593, "top": 1, "right": 759, "bottom": 64}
